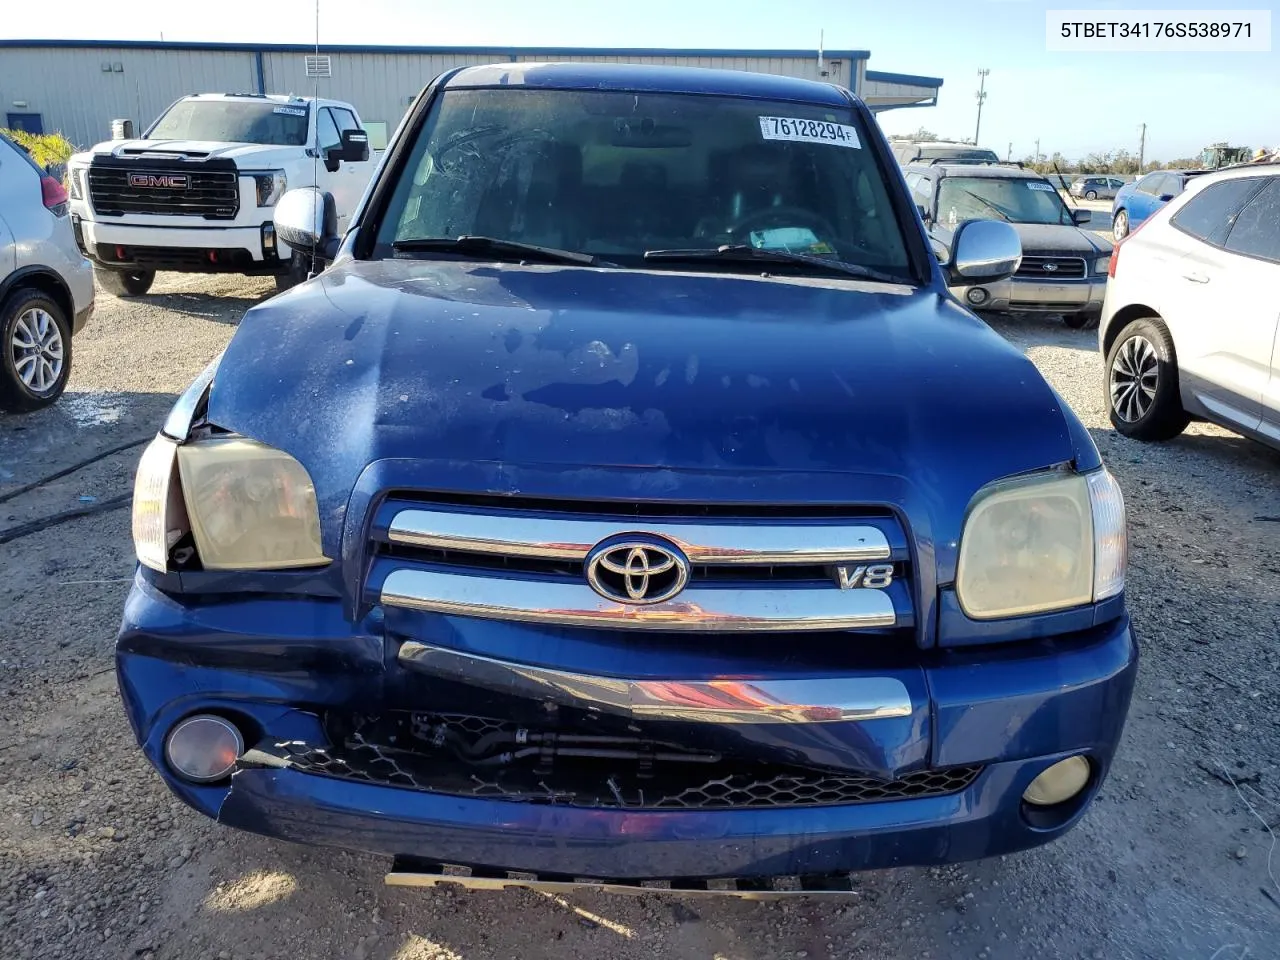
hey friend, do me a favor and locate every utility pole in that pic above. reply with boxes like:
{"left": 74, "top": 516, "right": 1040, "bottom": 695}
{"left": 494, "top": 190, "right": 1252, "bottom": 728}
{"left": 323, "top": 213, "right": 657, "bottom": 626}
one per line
{"left": 1007, "top": 141, "right": 1013, "bottom": 161}
{"left": 974, "top": 69, "right": 990, "bottom": 145}
{"left": 1137, "top": 123, "right": 1147, "bottom": 171}
{"left": 1035, "top": 137, "right": 1041, "bottom": 165}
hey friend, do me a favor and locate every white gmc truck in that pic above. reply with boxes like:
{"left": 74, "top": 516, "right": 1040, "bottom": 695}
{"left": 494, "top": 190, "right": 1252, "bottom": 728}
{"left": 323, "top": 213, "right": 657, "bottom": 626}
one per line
{"left": 66, "top": 93, "right": 374, "bottom": 295}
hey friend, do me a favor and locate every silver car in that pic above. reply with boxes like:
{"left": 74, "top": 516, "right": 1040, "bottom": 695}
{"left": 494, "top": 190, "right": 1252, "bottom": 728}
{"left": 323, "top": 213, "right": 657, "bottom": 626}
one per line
{"left": 1070, "top": 176, "right": 1126, "bottom": 201}
{"left": 0, "top": 132, "right": 94, "bottom": 411}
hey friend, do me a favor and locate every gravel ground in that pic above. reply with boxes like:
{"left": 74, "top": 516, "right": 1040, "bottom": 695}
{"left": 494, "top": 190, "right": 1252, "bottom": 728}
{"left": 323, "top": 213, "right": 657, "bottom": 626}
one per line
{"left": 2, "top": 271, "right": 1279, "bottom": 960}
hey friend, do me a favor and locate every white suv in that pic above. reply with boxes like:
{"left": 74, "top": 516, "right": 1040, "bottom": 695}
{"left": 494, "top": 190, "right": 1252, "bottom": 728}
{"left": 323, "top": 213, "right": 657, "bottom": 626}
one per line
{"left": 1099, "top": 164, "right": 1280, "bottom": 450}
{"left": 0, "top": 132, "right": 94, "bottom": 411}
{"left": 66, "top": 94, "right": 374, "bottom": 296}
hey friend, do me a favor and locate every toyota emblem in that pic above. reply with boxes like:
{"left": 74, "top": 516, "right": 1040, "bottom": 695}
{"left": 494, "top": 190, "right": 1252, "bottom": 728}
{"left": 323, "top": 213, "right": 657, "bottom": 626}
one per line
{"left": 585, "top": 537, "right": 690, "bottom": 605}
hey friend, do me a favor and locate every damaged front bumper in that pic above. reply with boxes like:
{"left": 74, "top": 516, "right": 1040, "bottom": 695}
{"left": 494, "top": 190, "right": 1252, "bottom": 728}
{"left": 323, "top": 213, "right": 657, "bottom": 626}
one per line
{"left": 117, "top": 573, "right": 1137, "bottom": 882}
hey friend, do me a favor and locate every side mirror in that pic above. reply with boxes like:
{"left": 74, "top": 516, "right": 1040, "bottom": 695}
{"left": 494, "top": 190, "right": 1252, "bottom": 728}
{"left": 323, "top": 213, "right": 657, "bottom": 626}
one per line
{"left": 947, "top": 219, "right": 1021, "bottom": 285}
{"left": 274, "top": 188, "right": 341, "bottom": 263}
{"left": 1072, "top": 209, "right": 1092, "bottom": 225}
{"left": 916, "top": 202, "right": 931, "bottom": 224}
{"left": 322, "top": 129, "right": 371, "bottom": 172}
{"left": 1158, "top": 193, "right": 1175, "bottom": 202}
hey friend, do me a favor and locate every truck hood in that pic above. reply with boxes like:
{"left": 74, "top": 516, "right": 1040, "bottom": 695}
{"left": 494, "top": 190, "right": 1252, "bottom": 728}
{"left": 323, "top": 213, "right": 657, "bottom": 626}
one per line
{"left": 208, "top": 259, "right": 1085, "bottom": 560}
{"left": 79, "top": 139, "right": 303, "bottom": 167}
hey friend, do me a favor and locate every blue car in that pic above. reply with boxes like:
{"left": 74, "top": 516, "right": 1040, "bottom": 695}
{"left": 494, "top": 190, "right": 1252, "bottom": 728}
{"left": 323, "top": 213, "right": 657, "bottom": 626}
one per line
{"left": 117, "top": 62, "right": 1136, "bottom": 894}
{"left": 1111, "top": 168, "right": 1211, "bottom": 241}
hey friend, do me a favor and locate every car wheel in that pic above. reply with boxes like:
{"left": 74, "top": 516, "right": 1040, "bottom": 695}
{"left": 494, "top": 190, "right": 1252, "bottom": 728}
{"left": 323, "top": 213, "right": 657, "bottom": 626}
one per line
{"left": 1104, "top": 317, "right": 1190, "bottom": 441}
{"left": 1112, "top": 210, "right": 1129, "bottom": 242}
{"left": 97, "top": 267, "right": 156, "bottom": 298}
{"left": 1085, "top": 190, "right": 1098, "bottom": 200}
{"left": 0, "top": 288, "right": 73, "bottom": 412}
{"left": 1063, "top": 311, "right": 1098, "bottom": 330}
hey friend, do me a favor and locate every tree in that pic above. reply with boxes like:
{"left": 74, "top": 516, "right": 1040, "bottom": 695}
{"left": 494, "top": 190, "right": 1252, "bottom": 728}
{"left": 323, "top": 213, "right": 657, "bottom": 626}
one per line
{"left": 886, "top": 126, "right": 940, "bottom": 142}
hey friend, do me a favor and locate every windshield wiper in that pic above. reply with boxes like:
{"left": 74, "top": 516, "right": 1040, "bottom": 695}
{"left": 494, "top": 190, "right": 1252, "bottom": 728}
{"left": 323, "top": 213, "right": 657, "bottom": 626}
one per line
{"left": 952, "top": 189, "right": 1011, "bottom": 222}
{"left": 643, "top": 245, "right": 906, "bottom": 284}
{"left": 392, "top": 235, "right": 598, "bottom": 266}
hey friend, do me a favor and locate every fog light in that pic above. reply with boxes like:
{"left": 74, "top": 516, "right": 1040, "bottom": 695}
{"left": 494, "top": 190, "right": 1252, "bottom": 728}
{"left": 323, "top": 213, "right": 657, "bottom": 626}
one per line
{"left": 1023, "top": 756, "right": 1091, "bottom": 806}
{"left": 966, "top": 287, "right": 989, "bottom": 306}
{"left": 262, "top": 223, "right": 276, "bottom": 256}
{"left": 164, "top": 715, "right": 244, "bottom": 784}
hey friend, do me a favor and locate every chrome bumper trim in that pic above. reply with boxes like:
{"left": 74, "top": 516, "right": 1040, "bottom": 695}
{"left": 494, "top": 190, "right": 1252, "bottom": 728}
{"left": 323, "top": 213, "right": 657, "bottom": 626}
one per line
{"left": 386, "top": 508, "right": 892, "bottom": 565}
{"left": 396, "top": 640, "right": 913, "bottom": 723}
{"left": 381, "top": 568, "right": 898, "bottom": 632}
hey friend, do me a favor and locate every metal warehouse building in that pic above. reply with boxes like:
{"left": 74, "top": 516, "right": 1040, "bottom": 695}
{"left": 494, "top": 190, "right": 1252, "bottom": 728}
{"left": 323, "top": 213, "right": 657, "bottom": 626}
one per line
{"left": 0, "top": 40, "right": 942, "bottom": 149}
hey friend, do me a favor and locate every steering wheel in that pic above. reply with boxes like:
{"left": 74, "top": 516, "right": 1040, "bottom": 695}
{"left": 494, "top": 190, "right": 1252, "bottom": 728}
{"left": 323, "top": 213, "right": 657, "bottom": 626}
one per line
{"left": 724, "top": 205, "right": 838, "bottom": 244}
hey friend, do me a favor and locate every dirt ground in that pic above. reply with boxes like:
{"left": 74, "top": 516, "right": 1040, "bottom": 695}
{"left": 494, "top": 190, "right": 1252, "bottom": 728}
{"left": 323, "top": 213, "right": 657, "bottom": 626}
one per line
{"left": 1, "top": 271, "right": 1278, "bottom": 960}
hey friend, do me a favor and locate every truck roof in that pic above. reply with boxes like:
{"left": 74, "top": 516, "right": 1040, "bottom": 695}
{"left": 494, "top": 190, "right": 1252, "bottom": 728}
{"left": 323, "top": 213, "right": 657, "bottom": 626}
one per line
{"left": 907, "top": 162, "right": 1046, "bottom": 180}
{"left": 444, "top": 61, "right": 856, "bottom": 108}
{"left": 184, "top": 93, "right": 343, "bottom": 106}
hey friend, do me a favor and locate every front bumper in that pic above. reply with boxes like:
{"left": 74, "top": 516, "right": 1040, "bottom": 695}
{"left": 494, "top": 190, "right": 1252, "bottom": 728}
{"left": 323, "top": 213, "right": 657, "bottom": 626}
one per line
{"left": 954, "top": 276, "right": 1106, "bottom": 314}
{"left": 117, "top": 575, "right": 1138, "bottom": 880}
{"left": 74, "top": 217, "right": 290, "bottom": 274}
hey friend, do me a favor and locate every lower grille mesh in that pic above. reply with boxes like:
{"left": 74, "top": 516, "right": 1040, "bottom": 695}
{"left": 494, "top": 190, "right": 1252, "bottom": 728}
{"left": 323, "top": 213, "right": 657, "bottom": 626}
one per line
{"left": 259, "top": 731, "right": 981, "bottom": 810}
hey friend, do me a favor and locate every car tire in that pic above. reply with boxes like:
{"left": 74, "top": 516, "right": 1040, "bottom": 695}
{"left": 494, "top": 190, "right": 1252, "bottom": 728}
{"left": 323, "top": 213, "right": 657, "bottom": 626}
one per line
{"left": 1063, "top": 311, "right": 1099, "bottom": 330}
{"left": 274, "top": 252, "right": 311, "bottom": 293}
{"left": 1085, "top": 190, "right": 1098, "bottom": 200}
{"left": 1112, "top": 210, "right": 1129, "bottom": 242}
{"left": 1104, "top": 317, "right": 1190, "bottom": 441}
{"left": 97, "top": 267, "right": 156, "bottom": 298}
{"left": 0, "top": 287, "right": 73, "bottom": 413}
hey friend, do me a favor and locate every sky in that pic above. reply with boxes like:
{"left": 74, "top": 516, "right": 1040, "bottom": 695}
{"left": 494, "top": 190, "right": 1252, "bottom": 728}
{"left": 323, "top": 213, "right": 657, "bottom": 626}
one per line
{"left": 3, "top": 0, "right": 1276, "bottom": 161}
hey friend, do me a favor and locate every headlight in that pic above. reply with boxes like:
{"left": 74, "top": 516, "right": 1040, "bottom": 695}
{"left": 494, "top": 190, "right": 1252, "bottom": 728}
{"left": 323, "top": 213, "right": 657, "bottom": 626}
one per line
{"left": 132, "top": 435, "right": 184, "bottom": 573}
{"left": 67, "top": 167, "right": 84, "bottom": 200}
{"left": 131, "top": 434, "right": 328, "bottom": 572}
{"left": 956, "top": 469, "right": 1125, "bottom": 620}
{"left": 1094, "top": 256, "right": 1111, "bottom": 275}
{"left": 253, "top": 170, "right": 287, "bottom": 207}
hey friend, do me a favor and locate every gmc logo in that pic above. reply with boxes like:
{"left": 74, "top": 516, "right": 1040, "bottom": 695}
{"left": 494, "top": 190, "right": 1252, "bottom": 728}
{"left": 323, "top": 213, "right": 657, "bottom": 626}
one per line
{"left": 129, "top": 173, "right": 188, "bottom": 190}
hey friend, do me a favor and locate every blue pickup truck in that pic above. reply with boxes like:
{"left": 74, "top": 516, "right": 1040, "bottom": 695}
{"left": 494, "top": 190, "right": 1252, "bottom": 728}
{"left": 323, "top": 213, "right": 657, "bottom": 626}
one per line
{"left": 118, "top": 62, "right": 1136, "bottom": 895}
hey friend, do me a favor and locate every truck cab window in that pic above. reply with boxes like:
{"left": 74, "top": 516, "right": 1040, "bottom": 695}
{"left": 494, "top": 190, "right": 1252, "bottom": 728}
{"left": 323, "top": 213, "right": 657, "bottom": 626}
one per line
{"left": 317, "top": 108, "right": 342, "bottom": 152}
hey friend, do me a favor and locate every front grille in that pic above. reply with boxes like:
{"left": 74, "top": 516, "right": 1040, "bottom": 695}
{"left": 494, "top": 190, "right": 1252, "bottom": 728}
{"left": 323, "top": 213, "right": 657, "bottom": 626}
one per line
{"left": 251, "top": 713, "right": 980, "bottom": 810}
{"left": 1015, "top": 255, "right": 1087, "bottom": 280}
{"left": 88, "top": 165, "right": 240, "bottom": 219}
{"left": 368, "top": 493, "right": 913, "bottom": 633}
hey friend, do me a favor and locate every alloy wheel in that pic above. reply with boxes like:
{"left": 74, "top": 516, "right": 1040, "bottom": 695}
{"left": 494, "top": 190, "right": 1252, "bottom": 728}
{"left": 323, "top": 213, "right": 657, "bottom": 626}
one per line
{"left": 10, "top": 307, "right": 65, "bottom": 394}
{"left": 1109, "top": 335, "right": 1158, "bottom": 422}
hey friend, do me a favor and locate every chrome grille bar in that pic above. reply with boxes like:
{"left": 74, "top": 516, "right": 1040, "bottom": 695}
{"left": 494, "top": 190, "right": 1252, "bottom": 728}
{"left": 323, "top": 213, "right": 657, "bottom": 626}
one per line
{"left": 397, "top": 640, "right": 913, "bottom": 722}
{"left": 386, "top": 509, "right": 891, "bottom": 565}
{"left": 380, "top": 568, "right": 897, "bottom": 632}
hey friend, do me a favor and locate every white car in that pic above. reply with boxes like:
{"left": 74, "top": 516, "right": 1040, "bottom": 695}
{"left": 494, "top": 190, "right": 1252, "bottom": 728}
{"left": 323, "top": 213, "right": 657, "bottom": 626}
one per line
{"left": 66, "top": 93, "right": 374, "bottom": 296}
{"left": 1099, "top": 164, "right": 1280, "bottom": 450}
{"left": 0, "top": 131, "right": 94, "bottom": 411}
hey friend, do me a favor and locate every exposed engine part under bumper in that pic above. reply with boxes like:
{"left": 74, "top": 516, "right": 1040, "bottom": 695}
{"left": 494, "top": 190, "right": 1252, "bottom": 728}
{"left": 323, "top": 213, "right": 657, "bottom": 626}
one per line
{"left": 383, "top": 859, "right": 889, "bottom": 898}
